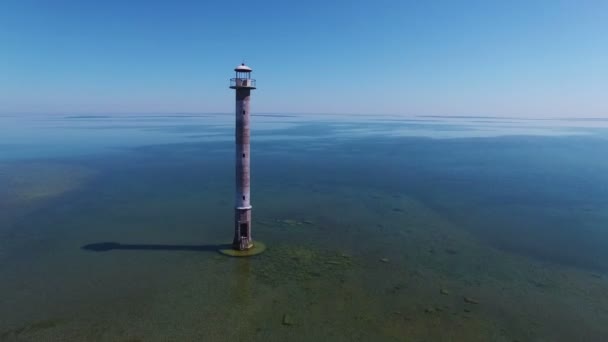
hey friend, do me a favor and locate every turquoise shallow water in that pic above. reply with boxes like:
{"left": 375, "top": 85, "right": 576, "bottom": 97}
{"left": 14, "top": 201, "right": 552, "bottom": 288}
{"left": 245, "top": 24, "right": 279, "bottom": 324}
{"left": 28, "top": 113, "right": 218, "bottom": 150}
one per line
{"left": 1, "top": 114, "right": 608, "bottom": 341}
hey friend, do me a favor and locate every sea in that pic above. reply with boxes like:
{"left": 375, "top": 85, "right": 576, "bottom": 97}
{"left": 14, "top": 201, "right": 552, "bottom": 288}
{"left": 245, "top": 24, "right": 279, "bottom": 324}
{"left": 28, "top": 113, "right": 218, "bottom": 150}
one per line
{"left": 1, "top": 113, "right": 608, "bottom": 341}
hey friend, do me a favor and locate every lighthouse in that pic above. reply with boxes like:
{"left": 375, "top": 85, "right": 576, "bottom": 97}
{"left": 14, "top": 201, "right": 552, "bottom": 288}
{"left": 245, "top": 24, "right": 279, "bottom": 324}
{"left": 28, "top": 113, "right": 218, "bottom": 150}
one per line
{"left": 230, "top": 63, "right": 256, "bottom": 251}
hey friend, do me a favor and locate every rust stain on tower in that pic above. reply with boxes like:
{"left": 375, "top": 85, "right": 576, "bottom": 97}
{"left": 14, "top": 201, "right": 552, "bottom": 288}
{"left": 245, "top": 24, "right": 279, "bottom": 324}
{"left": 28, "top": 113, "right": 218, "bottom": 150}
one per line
{"left": 230, "top": 63, "right": 256, "bottom": 251}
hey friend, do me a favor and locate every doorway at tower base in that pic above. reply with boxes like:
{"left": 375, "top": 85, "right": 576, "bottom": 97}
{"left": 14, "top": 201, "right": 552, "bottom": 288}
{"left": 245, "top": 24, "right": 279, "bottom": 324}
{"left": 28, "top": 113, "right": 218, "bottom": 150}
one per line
{"left": 219, "top": 241, "right": 266, "bottom": 257}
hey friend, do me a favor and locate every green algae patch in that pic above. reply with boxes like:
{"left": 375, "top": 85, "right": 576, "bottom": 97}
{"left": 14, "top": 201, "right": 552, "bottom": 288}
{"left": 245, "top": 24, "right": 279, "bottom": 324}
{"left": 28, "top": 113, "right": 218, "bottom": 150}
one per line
{"left": 0, "top": 162, "right": 96, "bottom": 206}
{"left": 219, "top": 241, "right": 266, "bottom": 257}
{"left": 253, "top": 244, "right": 355, "bottom": 285}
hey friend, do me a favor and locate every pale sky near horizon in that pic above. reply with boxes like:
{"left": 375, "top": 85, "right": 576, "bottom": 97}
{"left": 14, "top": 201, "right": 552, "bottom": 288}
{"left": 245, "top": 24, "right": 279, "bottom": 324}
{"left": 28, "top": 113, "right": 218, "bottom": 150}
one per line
{"left": 1, "top": 0, "right": 607, "bottom": 117}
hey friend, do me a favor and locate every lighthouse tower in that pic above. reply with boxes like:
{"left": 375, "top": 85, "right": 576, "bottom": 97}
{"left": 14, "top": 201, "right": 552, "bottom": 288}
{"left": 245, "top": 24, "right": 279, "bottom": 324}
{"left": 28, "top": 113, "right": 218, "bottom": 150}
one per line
{"left": 230, "top": 64, "right": 256, "bottom": 251}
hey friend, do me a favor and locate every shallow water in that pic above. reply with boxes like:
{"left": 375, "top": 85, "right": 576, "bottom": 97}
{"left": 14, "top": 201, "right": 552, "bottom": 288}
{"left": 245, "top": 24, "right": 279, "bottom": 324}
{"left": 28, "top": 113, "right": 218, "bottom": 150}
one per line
{"left": 1, "top": 114, "right": 608, "bottom": 341}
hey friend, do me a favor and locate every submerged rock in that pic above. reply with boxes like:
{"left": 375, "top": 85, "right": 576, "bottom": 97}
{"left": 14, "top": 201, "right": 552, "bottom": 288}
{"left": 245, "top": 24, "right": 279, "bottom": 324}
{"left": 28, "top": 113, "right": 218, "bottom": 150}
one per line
{"left": 280, "top": 219, "right": 316, "bottom": 227}
{"left": 380, "top": 258, "right": 390, "bottom": 263}
{"left": 440, "top": 288, "right": 450, "bottom": 295}
{"left": 282, "top": 314, "right": 294, "bottom": 326}
{"left": 463, "top": 296, "right": 479, "bottom": 304}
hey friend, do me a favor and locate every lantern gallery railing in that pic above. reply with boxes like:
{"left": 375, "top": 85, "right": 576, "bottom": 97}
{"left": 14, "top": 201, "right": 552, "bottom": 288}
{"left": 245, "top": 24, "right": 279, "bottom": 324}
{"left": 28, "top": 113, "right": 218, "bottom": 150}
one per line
{"left": 230, "top": 78, "right": 256, "bottom": 88}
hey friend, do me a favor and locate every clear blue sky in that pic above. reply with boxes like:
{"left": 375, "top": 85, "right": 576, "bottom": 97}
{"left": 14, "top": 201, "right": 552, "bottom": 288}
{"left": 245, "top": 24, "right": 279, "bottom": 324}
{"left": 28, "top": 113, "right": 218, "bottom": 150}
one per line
{"left": 1, "top": 0, "right": 607, "bottom": 117}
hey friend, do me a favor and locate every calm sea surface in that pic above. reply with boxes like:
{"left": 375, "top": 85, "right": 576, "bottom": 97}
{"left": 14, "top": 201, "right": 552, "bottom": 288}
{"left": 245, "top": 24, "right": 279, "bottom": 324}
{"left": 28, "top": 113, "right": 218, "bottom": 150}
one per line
{"left": 1, "top": 113, "right": 608, "bottom": 341}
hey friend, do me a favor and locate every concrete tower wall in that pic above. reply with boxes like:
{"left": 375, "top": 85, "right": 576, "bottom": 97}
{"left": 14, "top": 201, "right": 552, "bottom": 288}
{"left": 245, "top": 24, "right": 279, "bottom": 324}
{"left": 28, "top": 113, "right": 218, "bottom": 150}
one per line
{"left": 234, "top": 87, "right": 253, "bottom": 250}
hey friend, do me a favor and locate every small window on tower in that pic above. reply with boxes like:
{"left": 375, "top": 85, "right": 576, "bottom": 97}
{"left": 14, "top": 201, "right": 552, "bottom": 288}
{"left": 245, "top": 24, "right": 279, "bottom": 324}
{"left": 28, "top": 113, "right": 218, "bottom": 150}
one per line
{"left": 242, "top": 153, "right": 245, "bottom": 158}
{"left": 242, "top": 110, "right": 245, "bottom": 115}
{"left": 242, "top": 196, "right": 245, "bottom": 200}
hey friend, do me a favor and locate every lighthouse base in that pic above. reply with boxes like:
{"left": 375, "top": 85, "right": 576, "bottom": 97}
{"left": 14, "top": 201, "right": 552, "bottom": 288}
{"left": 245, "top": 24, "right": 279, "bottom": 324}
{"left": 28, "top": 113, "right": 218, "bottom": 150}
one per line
{"left": 219, "top": 241, "right": 266, "bottom": 257}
